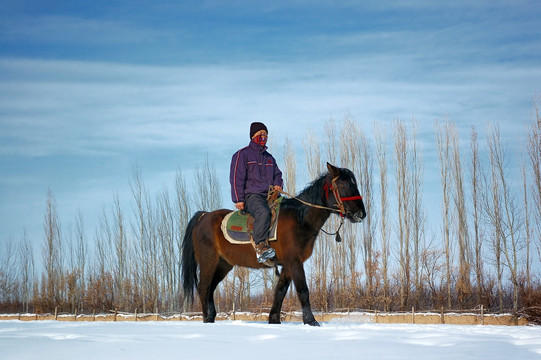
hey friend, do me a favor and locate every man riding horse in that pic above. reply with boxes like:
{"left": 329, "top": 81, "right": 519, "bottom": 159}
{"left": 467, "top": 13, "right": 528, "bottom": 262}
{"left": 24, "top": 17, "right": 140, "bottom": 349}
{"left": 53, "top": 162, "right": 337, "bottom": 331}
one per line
{"left": 183, "top": 123, "right": 366, "bottom": 326}
{"left": 230, "top": 122, "right": 283, "bottom": 263}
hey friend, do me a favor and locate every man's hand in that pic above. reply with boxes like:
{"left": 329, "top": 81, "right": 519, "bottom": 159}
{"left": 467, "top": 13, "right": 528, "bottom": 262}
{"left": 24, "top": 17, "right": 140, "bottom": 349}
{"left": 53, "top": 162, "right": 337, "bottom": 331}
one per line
{"left": 274, "top": 185, "right": 283, "bottom": 193}
{"left": 235, "top": 202, "right": 244, "bottom": 210}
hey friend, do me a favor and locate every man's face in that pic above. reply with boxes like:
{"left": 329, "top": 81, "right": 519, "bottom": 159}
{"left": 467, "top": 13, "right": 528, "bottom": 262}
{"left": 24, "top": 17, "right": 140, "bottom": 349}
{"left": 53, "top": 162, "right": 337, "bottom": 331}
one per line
{"left": 252, "top": 130, "right": 268, "bottom": 146}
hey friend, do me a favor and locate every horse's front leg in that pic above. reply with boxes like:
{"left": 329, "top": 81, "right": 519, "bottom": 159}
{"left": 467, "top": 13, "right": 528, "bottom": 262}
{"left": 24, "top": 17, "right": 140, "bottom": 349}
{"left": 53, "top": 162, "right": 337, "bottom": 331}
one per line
{"left": 291, "top": 260, "right": 319, "bottom": 326}
{"left": 269, "top": 266, "right": 292, "bottom": 324}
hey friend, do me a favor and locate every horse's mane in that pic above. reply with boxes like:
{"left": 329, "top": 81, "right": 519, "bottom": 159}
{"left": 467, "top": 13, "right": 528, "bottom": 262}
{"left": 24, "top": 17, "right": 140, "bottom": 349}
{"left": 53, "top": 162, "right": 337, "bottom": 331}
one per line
{"left": 281, "top": 167, "right": 358, "bottom": 225}
{"left": 281, "top": 172, "right": 329, "bottom": 224}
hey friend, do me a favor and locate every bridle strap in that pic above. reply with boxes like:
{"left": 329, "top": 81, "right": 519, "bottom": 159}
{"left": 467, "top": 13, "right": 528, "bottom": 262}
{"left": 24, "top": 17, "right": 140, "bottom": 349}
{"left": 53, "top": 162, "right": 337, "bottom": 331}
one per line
{"left": 328, "top": 176, "right": 362, "bottom": 216}
{"left": 329, "top": 177, "right": 346, "bottom": 215}
{"left": 273, "top": 177, "right": 362, "bottom": 242}
{"left": 341, "top": 195, "right": 363, "bottom": 201}
{"left": 273, "top": 176, "right": 362, "bottom": 216}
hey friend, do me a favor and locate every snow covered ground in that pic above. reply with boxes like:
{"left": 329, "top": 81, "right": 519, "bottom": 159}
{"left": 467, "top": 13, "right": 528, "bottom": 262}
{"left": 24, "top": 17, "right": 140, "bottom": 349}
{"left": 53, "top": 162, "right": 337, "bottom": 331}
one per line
{"left": 2, "top": 320, "right": 541, "bottom": 360}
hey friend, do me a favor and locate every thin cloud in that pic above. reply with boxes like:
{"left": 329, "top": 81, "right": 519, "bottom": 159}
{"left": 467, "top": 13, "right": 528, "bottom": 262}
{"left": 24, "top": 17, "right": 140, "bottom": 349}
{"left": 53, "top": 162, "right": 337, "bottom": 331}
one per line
{"left": 1, "top": 0, "right": 540, "bottom": 250}
{"left": 1, "top": 54, "right": 539, "bottom": 159}
{"left": 0, "top": 14, "right": 162, "bottom": 45}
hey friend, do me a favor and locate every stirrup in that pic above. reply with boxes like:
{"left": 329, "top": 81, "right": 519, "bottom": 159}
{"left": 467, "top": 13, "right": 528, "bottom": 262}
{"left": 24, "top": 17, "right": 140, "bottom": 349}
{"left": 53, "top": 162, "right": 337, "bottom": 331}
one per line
{"left": 257, "top": 247, "right": 276, "bottom": 263}
{"left": 253, "top": 239, "right": 276, "bottom": 263}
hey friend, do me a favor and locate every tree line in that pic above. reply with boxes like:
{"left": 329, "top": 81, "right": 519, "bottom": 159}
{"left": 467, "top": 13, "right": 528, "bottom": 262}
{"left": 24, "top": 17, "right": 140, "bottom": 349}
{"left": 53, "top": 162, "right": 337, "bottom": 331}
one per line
{"left": 1, "top": 101, "right": 541, "bottom": 315}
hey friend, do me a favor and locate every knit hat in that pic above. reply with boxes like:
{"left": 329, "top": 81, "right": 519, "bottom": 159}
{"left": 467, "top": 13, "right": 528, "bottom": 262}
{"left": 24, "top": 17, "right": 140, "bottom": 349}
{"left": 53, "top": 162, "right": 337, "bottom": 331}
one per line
{"left": 250, "top": 122, "right": 268, "bottom": 139}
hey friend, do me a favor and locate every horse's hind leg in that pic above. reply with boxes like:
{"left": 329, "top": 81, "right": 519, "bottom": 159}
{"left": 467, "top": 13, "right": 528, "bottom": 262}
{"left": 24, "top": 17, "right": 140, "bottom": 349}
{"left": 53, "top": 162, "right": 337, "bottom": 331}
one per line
{"left": 206, "top": 259, "right": 233, "bottom": 323}
{"left": 198, "top": 257, "right": 219, "bottom": 323}
{"left": 269, "top": 266, "right": 292, "bottom": 324}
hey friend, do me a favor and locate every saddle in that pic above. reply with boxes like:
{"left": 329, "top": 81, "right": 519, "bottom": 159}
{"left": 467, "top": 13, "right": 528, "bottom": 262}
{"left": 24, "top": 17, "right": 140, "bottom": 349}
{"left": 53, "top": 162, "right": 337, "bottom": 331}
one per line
{"left": 221, "top": 193, "right": 282, "bottom": 244}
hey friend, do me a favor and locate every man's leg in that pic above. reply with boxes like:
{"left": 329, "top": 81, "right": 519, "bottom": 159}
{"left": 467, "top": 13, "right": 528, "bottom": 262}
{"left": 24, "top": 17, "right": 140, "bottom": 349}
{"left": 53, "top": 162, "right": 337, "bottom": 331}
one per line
{"left": 245, "top": 194, "right": 271, "bottom": 243}
{"left": 245, "top": 194, "right": 275, "bottom": 262}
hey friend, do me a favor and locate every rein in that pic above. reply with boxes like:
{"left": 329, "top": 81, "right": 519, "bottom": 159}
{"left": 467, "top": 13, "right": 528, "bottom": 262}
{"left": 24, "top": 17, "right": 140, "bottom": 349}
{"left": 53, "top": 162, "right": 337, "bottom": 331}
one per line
{"left": 275, "top": 188, "right": 340, "bottom": 214}
{"left": 275, "top": 176, "right": 362, "bottom": 215}
{"left": 273, "top": 176, "right": 363, "bottom": 242}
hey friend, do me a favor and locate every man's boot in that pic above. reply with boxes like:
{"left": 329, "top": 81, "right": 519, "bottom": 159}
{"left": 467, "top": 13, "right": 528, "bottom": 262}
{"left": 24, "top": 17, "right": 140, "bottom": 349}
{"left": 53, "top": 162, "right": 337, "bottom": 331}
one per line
{"left": 255, "top": 241, "right": 276, "bottom": 263}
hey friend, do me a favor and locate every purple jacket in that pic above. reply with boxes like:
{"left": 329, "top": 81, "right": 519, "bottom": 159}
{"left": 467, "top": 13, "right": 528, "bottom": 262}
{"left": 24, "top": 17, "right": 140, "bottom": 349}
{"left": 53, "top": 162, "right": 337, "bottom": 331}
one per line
{"left": 230, "top": 141, "right": 283, "bottom": 203}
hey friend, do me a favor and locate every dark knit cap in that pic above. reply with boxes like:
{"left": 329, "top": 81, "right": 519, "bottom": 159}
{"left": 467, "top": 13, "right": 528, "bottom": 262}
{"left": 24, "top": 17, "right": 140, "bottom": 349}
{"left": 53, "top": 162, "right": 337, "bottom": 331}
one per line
{"left": 250, "top": 122, "right": 268, "bottom": 138}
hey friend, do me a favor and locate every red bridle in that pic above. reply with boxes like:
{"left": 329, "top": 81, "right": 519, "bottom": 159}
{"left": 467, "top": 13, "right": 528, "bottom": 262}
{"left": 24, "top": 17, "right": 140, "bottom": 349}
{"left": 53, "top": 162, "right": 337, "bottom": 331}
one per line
{"left": 324, "top": 176, "right": 363, "bottom": 216}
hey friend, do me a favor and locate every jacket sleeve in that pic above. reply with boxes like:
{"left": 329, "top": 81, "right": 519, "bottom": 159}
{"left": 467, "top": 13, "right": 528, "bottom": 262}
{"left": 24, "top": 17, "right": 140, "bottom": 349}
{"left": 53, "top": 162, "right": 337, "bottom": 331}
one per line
{"left": 230, "top": 149, "right": 246, "bottom": 203}
{"left": 273, "top": 158, "right": 284, "bottom": 188}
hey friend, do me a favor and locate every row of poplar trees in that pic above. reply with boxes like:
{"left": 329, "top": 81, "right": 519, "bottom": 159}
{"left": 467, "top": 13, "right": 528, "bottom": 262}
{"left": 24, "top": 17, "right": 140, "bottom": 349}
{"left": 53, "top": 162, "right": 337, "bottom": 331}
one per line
{"left": 1, "top": 99, "right": 541, "bottom": 315}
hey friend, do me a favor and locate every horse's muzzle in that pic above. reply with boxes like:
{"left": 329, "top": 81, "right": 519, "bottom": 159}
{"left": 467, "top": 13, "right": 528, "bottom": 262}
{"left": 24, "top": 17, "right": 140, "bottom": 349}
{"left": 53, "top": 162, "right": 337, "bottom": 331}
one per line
{"left": 351, "top": 210, "right": 366, "bottom": 223}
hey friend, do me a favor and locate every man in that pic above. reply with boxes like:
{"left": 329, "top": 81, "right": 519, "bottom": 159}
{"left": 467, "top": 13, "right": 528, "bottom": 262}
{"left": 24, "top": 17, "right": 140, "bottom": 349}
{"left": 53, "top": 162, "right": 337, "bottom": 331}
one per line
{"left": 230, "top": 122, "right": 283, "bottom": 263}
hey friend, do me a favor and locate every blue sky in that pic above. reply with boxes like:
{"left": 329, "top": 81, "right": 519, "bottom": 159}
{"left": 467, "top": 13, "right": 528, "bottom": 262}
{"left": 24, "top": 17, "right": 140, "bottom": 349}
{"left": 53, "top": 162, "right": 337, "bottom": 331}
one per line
{"left": 1, "top": 1, "right": 540, "bottom": 254}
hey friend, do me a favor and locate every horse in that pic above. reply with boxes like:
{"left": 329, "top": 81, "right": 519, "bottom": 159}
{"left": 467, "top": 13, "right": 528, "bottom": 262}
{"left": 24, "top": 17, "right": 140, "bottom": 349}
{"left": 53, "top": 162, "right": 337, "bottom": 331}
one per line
{"left": 181, "top": 162, "right": 366, "bottom": 326}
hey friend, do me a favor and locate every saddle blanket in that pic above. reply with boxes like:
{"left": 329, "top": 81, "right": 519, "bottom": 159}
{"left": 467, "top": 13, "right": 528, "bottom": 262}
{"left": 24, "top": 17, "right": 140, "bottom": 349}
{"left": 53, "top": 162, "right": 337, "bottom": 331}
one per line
{"left": 220, "top": 200, "right": 281, "bottom": 244}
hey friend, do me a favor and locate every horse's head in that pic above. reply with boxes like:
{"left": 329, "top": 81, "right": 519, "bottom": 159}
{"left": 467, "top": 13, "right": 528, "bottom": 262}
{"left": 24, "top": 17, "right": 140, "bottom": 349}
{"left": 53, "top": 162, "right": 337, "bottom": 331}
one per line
{"left": 325, "top": 162, "right": 366, "bottom": 223}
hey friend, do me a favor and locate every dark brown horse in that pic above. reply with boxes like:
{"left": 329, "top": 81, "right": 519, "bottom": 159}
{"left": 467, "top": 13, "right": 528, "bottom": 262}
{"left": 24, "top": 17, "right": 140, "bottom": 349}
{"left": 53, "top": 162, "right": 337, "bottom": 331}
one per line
{"left": 182, "top": 163, "right": 366, "bottom": 326}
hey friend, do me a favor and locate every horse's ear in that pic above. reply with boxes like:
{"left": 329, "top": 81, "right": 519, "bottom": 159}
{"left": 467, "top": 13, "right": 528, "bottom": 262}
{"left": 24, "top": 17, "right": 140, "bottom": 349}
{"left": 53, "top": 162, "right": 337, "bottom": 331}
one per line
{"left": 327, "top": 162, "right": 340, "bottom": 177}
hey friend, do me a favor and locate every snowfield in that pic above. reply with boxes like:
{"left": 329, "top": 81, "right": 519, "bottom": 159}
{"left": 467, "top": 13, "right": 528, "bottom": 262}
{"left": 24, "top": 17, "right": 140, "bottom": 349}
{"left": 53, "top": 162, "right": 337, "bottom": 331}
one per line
{"left": 2, "top": 320, "right": 541, "bottom": 360}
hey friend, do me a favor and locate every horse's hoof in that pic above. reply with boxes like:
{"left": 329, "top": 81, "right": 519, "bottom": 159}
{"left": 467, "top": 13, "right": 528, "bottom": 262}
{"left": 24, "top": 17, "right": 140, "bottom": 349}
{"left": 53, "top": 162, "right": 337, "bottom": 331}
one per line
{"left": 306, "top": 319, "right": 320, "bottom": 327}
{"left": 268, "top": 315, "right": 281, "bottom": 324}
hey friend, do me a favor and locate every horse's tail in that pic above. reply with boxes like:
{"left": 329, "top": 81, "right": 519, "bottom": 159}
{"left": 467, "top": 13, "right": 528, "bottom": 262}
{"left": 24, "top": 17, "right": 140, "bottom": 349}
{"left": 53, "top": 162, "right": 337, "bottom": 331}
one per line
{"left": 181, "top": 211, "right": 206, "bottom": 304}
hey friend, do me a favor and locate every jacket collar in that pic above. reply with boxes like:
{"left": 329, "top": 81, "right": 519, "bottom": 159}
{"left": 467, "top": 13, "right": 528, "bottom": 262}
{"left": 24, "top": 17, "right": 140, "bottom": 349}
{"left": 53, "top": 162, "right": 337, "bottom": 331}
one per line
{"left": 249, "top": 140, "right": 267, "bottom": 152}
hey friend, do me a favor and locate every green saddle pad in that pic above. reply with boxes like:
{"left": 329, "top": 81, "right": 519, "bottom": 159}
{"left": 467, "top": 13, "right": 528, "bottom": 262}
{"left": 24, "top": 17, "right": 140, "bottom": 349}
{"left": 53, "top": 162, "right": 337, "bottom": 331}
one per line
{"left": 221, "top": 197, "right": 282, "bottom": 244}
{"left": 227, "top": 211, "right": 254, "bottom": 233}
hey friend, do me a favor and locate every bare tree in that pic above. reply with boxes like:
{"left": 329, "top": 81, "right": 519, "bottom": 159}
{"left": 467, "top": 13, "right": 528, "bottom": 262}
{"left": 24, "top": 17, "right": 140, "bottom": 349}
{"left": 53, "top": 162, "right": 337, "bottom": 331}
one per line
{"left": 303, "top": 128, "right": 323, "bottom": 178}
{"left": 390, "top": 118, "right": 425, "bottom": 309}
{"left": 374, "top": 123, "right": 390, "bottom": 310}
{"left": 43, "top": 189, "right": 62, "bottom": 310}
{"left": 527, "top": 97, "right": 541, "bottom": 263}
{"left": 112, "top": 194, "right": 128, "bottom": 309}
{"left": 435, "top": 120, "right": 453, "bottom": 308}
{"left": 303, "top": 127, "right": 329, "bottom": 311}
{"left": 486, "top": 124, "right": 524, "bottom": 310}
{"left": 95, "top": 207, "right": 112, "bottom": 279}
{"left": 470, "top": 126, "right": 485, "bottom": 305}
{"left": 19, "top": 231, "right": 35, "bottom": 313}
{"left": 484, "top": 125, "right": 505, "bottom": 310}
{"left": 175, "top": 169, "right": 191, "bottom": 311}
{"left": 194, "top": 154, "right": 223, "bottom": 212}
{"left": 157, "top": 186, "right": 177, "bottom": 312}
{"left": 449, "top": 122, "right": 471, "bottom": 308}
{"left": 146, "top": 191, "right": 159, "bottom": 313}
{"left": 326, "top": 118, "right": 348, "bottom": 308}
{"left": 394, "top": 119, "right": 411, "bottom": 309}
{"left": 0, "top": 239, "right": 17, "bottom": 310}
{"left": 410, "top": 120, "right": 425, "bottom": 308}
{"left": 283, "top": 136, "right": 297, "bottom": 195}
{"left": 75, "top": 210, "right": 86, "bottom": 312}
{"left": 341, "top": 117, "right": 375, "bottom": 305}
{"left": 325, "top": 117, "right": 339, "bottom": 166}
{"left": 339, "top": 117, "right": 361, "bottom": 306}
{"left": 521, "top": 162, "right": 532, "bottom": 289}
{"left": 65, "top": 210, "right": 86, "bottom": 313}
{"left": 131, "top": 166, "right": 150, "bottom": 312}
{"left": 193, "top": 155, "right": 224, "bottom": 309}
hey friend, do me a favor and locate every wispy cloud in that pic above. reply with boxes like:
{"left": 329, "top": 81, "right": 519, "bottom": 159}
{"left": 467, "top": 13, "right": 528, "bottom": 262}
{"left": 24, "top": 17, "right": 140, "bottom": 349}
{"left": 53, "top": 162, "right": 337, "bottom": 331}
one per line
{"left": 1, "top": 0, "right": 540, "bottom": 247}
{"left": 0, "top": 13, "right": 162, "bottom": 45}
{"left": 1, "top": 48, "right": 539, "bottom": 159}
